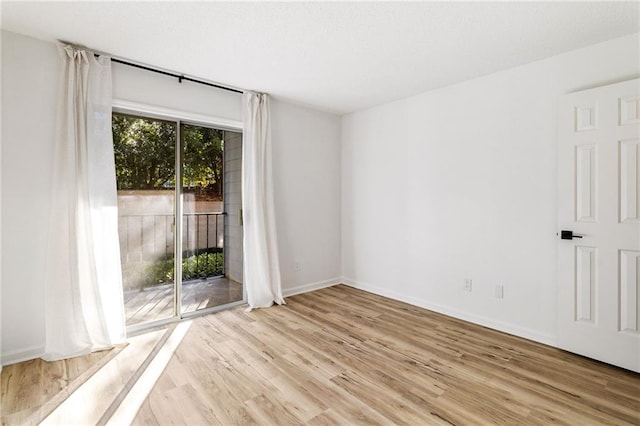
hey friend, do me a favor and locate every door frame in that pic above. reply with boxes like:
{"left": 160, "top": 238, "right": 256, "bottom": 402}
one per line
{"left": 113, "top": 99, "right": 246, "bottom": 335}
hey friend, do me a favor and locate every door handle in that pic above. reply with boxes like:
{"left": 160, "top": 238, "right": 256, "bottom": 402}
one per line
{"left": 560, "top": 230, "right": 583, "bottom": 240}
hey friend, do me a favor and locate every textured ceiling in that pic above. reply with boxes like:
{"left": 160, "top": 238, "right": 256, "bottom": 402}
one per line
{"left": 1, "top": 1, "right": 638, "bottom": 114}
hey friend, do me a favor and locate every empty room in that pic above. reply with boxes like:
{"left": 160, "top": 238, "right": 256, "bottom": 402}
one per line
{"left": 1, "top": 1, "right": 639, "bottom": 425}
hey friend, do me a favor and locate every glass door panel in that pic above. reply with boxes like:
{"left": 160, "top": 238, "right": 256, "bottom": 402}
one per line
{"left": 180, "top": 123, "right": 242, "bottom": 313}
{"left": 113, "top": 113, "right": 177, "bottom": 325}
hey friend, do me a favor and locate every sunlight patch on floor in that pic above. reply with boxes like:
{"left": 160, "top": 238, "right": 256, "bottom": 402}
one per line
{"left": 39, "top": 329, "right": 166, "bottom": 425}
{"left": 106, "top": 320, "right": 192, "bottom": 425}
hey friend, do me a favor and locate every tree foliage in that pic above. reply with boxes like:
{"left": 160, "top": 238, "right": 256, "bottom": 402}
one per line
{"left": 112, "top": 114, "right": 224, "bottom": 198}
{"left": 182, "top": 123, "right": 224, "bottom": 198}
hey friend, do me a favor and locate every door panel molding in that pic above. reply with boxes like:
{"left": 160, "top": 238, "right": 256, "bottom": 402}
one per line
{"left": 619, "top": 249, "right": 640, "bottom": 333}
{"left": 575, "top": 246, "right": 597, "bottom": 323}
{"left": 575, "top": 144, "right": 597, "bottom": 222}
{"left": 620, "top": 139, "right": 640, "bottom": 223}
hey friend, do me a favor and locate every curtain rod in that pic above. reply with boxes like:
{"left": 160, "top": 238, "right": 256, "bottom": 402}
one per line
{"left": 93, "top": 54, "right": 244, "bottom": 94}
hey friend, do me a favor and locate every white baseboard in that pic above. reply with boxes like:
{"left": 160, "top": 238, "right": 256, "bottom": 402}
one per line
{"left": 283, "top": 277, "right": 342, "bottom": 298}
{"left": 2, "top": 344, "right": 44, "bottom": 366}
{"left": 342, "top": 277, "right": 557, "bottom": 348}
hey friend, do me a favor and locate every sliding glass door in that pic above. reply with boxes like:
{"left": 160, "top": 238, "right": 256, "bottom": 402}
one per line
{"left": 113, "top": 112, "right": 243, "bottom": 328}
{"left": 114, "top": 113, "right": 176, "bottom": 325}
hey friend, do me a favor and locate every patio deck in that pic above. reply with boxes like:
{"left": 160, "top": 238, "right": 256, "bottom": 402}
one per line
{"left": 123, "top": 277, "right": 243, "bottom": 325}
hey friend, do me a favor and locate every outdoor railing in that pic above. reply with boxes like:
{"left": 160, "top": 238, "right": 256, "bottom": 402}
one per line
{"left": 118, "top": 212, "right": 225, "bottom": 259}
{"left": 118, "top": 212, "right": 225, "bottom": 290}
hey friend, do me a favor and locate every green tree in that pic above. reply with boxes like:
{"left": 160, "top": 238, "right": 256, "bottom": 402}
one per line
{"left": 112, "top": 114, "right": 176, "bottom": 190}
{"left": 182, "top": 124, "right": 224, "bottom": 198}
{"left": 112, "top": 114, "right": 225, "bottom": 199}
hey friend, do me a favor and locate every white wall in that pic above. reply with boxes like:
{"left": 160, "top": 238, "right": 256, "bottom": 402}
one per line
{"left": 271, "top": 99, "right": 342, "bottom": 295}
{"left": 1, "top": 31, "right": 59, "bottom": 364}
{"left": 1, "top": 30, "right": 342, "bottom": 364}
{"left": 342, "top": 33, "right": 640, "bottom": 345}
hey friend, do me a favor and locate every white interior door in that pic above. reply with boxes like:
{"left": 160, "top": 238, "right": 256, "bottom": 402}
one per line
{"left": 558, "top": 78, "right": 640, "bottom": 372}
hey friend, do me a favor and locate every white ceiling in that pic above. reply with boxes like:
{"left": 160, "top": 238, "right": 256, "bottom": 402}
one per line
{"left": 1, "top": 2, "right": 638, "bottom": 114}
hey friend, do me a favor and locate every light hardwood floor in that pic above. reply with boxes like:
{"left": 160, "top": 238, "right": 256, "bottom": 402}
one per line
{"left": 3, "top": 285, "right": 640, "bottom": 425}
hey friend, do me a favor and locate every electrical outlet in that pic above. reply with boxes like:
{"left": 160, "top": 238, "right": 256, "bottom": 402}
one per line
{"left": 463, "top": 279, "right": 472, "bottom": 292}
{"left": 495, "top": 285, "right": 504, "bottom": 299}
{"left": 294, "top": 261, "right": 302, "bottom": 272}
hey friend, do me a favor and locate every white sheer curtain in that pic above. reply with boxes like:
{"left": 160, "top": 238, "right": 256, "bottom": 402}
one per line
{"left": 43, "top": 44, "right": 125, "bottom": 361}
{"left": 242, "top": 92, "right": 285, "bottom": 310}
